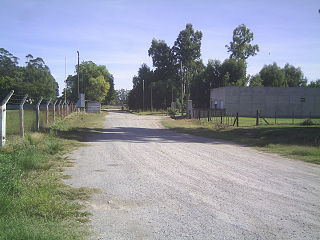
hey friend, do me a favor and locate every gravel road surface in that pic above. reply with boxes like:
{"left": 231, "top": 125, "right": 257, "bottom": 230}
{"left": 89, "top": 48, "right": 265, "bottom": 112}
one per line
{"left": 65, "top": 110, "right": 320, "bottom": 240}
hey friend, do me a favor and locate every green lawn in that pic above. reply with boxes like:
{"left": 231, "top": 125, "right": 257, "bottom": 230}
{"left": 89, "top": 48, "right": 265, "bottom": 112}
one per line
{"left": 162, "top": 117, "right": 320, "bottom": 164}
{"left": 6, "top": 109, "right": 64, "bottom": 135}
{"left": 0, "top": 112, "right": 106, "bottom": 240}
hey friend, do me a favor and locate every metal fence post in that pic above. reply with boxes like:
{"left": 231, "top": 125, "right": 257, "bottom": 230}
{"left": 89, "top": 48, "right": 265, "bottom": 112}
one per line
{"left": 46, "top": 98, "right": 51, "bottom": 126}
{"left": 19, "top": 94, "right": 28, "bottom": 138}
{"left": 256, "top": 110, "right": 259, "bottom": 126}
{"left": 58, "top": 100, "right": 62, "bottom": 119}
{"left": 53, "top": 100, "right": 58, "bottom": 122}
{"left": 0, "top": 90, "right": 14, "bottom": 147}
{"left": 35, "top": 98, "right": 43, "bottom": 131}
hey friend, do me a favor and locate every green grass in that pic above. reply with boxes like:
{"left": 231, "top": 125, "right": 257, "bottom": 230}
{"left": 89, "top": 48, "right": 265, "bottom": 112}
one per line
{"left": 51, "top": 112, "right": 107, "bottom": 141}
{"left": 129, "top": 109, "right": 167, "bottom": 116}
{"left": 162, "top": 117, "right": 320, "bottom": 164}
{"left": 0, "top": 112, "right": 106, "bottom": 239}
{"left": 6, "top": 109, "right": 61, "bottom": 135}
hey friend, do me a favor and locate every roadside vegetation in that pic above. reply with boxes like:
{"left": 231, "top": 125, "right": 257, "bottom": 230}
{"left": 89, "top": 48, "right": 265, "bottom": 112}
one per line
{"left": 129, "top": 109, "right": 167, "bottom": 116}
{"left": 162, "top": 117, "right": 320, "bottom": 164}
{"left": 0, "top": 112, "right": 106, "bottom": 240}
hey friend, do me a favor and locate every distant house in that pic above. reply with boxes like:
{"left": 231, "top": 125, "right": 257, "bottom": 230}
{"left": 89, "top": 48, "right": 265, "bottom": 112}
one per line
{"left": 210, "top": 86, "right": 320, "bottom": 117}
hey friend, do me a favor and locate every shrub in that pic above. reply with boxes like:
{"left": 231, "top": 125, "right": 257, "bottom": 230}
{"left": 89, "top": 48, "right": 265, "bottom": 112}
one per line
{"left": 301, "top": 119, "right": 314, "bottom": 125}
{"left": 167, "top": 107, "right": 178, "bottom": 117}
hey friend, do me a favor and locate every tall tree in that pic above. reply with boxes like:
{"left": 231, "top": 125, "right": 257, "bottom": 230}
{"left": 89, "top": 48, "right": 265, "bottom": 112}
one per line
{"left": 260, "top": 63, "right": 286, "bottom": 87}
{"left": 172, "top": 24, "right": 203, "bottom": 101}
{"left": 220, "top": 58, "right": 247, "bottom": 86}
{"left": 66, "top": 61, "right": 111, "bottom": 102}
{"left": 148, "top": 39, "right": 176, "bottom": 106}
{"left": 104, "top": 74, "right": 115, "bottom": 104}
{"left": 225, "top": 24, "right": 259, "bottom": 60}
{"left": 0, "top": 48, "right": 19, "bottom": 78}
{"left": 283, "top": 63, "right": 307, "bottom": 87}
{"left": 128, "top": 64, "right": 154, "bottom": 110}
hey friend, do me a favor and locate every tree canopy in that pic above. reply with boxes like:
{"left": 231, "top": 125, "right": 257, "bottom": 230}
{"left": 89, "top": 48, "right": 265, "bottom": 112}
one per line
{"left": 225, "top": 24, "right": 259, "bottom": 60}
{"left": 0, "top": 48, "right": 58, "bottom": 101}
{"left": 65, "top": 61, "right": 112, "bottom": 103}
{"left": 125, "top": 23, "right": 314, "bottom": 110}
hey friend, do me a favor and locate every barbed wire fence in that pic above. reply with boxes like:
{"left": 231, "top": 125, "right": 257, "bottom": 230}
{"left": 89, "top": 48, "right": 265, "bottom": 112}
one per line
{"left": 1, "top": 90, "right": 76, "bottom": 147}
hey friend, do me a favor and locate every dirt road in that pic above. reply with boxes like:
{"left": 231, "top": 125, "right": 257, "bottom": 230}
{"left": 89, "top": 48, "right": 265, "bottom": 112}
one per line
{"left": 66, "top": 110, "right": 320, "bottom": 240}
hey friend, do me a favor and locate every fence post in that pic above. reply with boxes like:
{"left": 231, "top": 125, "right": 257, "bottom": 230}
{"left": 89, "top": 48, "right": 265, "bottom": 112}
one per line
{"left": 236, "top": 112, "right": 239, "bottom": 127}
{"left": 19, "top": 94, "right": 28, "bottom": 138}
{"left": 275, "top": 111, "right": 277, "bottom": 125}
{"left": 292, "top": 112, "right": 295, "bottom": 125}
{"left": 0, "top": 90, "right": 14, "bottom": 147}
{"left": 35, "top": 98, "right": 43, "bottom": 131}
{"left": 53, "top": 100, "right": 58, "bottom": 122}
{"left": 58, "top": 100, "right": 62, "bottom": 118}
{"left": 256, "top": 110, "right": 259, "bottom": 126}
{"left": 220, "top": 111, "right": 223, "bottom": 124}
{"left": 56, "top": 100, "right": 60, "bottom": 118}
{"left": 46, "top": 98, "right": 51, "bottom": 126}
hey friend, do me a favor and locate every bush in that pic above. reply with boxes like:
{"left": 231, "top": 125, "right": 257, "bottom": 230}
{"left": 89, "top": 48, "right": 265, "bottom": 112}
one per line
{"left": 301, "top": 119, "right": 315, "bottom": 125}
{"left": 167, "top": 107, "right": 178, "bottom": 117}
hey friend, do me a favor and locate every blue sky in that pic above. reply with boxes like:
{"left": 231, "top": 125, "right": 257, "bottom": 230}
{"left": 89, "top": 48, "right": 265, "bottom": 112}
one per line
{"left": 1, "top": 0, "right": 319, "bottom": 94}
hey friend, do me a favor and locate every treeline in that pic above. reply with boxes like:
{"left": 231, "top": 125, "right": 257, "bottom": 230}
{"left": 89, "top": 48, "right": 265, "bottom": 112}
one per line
{"left": 63, "top": 61, "right": 114, "bottom": 104}
{"left": 0, "top": 48, "right": 58, "bottom": 101}
{"left": 0, "top": 48, "right": 116, "bottom": 104}
{"left": 128, "top": 24, "right": 320, "bottom": 110}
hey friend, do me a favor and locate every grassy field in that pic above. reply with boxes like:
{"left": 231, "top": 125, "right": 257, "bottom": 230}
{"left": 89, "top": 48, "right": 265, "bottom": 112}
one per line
{"left": 0, "top": 112, "right": 106, "bottom": 240}
{"left": 6, "top": 109, "right": 61, "bottom": 135}
{"left": 162, "top": 117, "right": 320, "bottom": 164}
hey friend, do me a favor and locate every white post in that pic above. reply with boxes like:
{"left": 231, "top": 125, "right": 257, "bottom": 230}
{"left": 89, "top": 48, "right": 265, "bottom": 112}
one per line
{"left": 46, "top": 98, "right": 51, "bottom": 126}
{"left": 0, "top": 90, "right": 14, "bottom": 147}
{"left": 57, "top": 100, "right": 61, "bottom": 118}
{"left": 35, "top": 98, "right": 43, "bottom": 131}
{"left": 19, "top": 94, "right": 28, "bottom": 138}
{"left": 53, "top": 100, "right": 58, "bottom": 122}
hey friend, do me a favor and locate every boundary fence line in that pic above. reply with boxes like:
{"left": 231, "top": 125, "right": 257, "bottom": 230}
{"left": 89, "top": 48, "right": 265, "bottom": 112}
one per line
{"left": 188, "top": 108, "right": 318, "bottom": 128}
{"left": 0, "top": 90, "right": 76, "bottom": 147}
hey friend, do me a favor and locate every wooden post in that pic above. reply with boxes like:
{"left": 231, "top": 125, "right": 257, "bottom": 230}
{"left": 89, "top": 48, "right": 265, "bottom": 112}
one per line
{"left": 236, "top": 112, "right": 239, "bottom": 127}
{"left": 35, "top": 98, "right": 43, "bottom": 131}
{"left": 256, "top": 110, "right": 259, "bottom": 126}
{"left": 19, "top": 94, "right": 28, "bottom": 138}
{"left": 0, "top": 90, "right": 14, "bottom": 147}
{"left": 53, "top": 100, "right": 58, "bottom": 122}
{"left": 46, "top": 98, "right": 51, "bottom": 126}
{"left": 207, "top": 110, "right": 210, "bottom": 122}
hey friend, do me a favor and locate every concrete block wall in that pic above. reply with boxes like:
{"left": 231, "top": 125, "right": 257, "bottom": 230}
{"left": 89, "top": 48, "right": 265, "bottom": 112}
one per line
{"left": 210, "top": 86, "right": 320, "bottom": 117}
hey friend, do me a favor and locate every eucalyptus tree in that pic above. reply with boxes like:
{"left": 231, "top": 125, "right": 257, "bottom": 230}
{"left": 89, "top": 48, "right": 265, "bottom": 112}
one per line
{"left": 172, "top": 24, "right": 203, "bottom": 102}
{"left": 225, "top": 24, "right": 259, "bottom": 60}
{"left": 148, "top": 39, "right": 176, "bottom": 106}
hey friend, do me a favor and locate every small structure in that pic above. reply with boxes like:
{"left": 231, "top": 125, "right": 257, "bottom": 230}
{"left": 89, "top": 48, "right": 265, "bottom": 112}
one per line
{"left": 86, "top": 101, "right": 101, "bottom": 113}
{"left": 210, "top": 86, "right": 320, "bottom": 117}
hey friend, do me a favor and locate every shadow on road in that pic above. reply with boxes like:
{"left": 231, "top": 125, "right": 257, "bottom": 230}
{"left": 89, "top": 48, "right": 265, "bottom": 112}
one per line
{"left": 62, "top": 126, "right": 226, "bottom": 144}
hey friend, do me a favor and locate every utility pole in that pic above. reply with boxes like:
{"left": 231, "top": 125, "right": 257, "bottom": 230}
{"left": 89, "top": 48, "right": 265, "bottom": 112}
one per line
{"left": 77, "top": 51, "right": 80, "bottom": 99}
{"left": 180, "top": 62, "right": 183, "bottom": 109}
{"left": 142, "top": 79, "right": 145, "bottom": 111}
{"left": 150, "top": 83, "right": 153, "bottom": 112}
{"left": 64, "top": 56, "right": 67, "bottom": 104}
